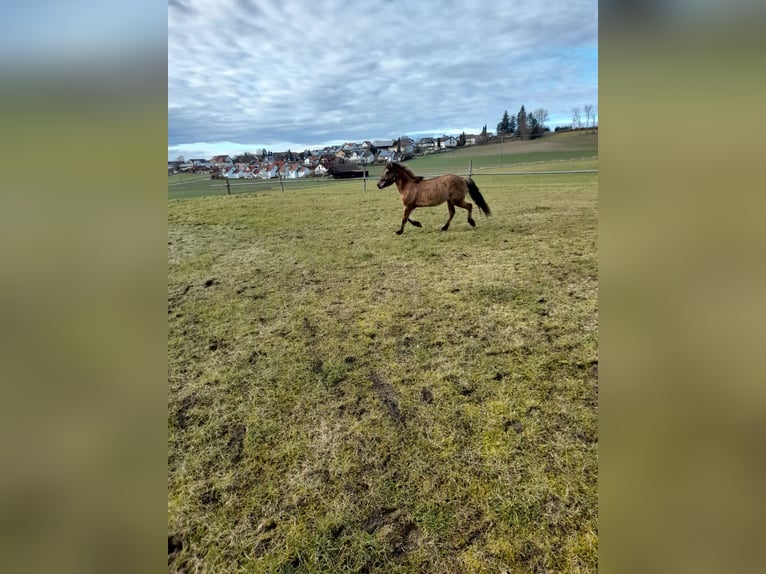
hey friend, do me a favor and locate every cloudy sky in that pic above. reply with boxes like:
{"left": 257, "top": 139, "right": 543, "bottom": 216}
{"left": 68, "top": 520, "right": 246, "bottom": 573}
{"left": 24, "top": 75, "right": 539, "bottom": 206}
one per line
{"left": 168, "top": 0, "right": 597, "bottom": 160}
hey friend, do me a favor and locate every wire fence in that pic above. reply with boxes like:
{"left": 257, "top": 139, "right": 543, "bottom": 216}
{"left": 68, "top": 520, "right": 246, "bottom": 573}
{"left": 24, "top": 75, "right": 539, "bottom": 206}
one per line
{"left": 169, "top": 161, "right": 598, "bottom": 199}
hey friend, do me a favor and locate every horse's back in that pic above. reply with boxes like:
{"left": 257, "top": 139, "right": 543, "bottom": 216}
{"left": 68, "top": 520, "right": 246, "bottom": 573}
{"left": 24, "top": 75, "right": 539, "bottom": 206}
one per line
{"left": 402, "top": 173, "right": 468, "bottom": 207}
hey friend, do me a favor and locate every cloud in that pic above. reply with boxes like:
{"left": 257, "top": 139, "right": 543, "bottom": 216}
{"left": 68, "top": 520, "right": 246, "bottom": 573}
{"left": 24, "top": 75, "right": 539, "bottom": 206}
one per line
{"left": 169, "top": 0, "right": 597, "bottom": 157}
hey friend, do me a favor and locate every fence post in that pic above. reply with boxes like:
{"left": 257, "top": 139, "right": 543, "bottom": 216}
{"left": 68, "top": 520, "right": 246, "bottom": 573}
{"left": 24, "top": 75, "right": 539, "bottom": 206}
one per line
{"left": 468, "top": 160, "right": 472, "bottom": 177}
{"left": 362, "top": 170, "right": 367, "bottom": 192}
{"left": 278, "top": 173, "right": 285, "bottom": 193}
{"left": 225, "top": 177, "right": 231, "bottom": 195}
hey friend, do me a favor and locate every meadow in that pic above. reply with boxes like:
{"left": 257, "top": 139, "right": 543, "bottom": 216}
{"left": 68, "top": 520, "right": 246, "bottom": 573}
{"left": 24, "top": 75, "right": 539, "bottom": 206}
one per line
{"left": 168, "top": 134, "right": 598, "bottom": 572}
{"left": 168, "top": 130, "right": 598, "bottom": 200}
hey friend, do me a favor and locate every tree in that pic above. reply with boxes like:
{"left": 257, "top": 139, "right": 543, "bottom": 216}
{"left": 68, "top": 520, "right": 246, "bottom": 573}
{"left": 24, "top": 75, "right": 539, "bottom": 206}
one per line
{"left": 479, "top": 124, "right": 488, "bottom": 143}
{"left": 175, "top": 155, "right": 185, "bottom": 162}
{"left": 584, "top": 104, "right": 594, "bottom": 129}
{"left": 528, "top": 112, "right": 547, "bottom": 139}
{"left": 457, "top": 131, "right": 466, "bottom": 147}
{"left": 572, "top": 107, "right": 582, "bottom": 129}
{"left": 527, "top": 113, "right": 541, "bottom": 139}
{"left": 496, "top": 110, "right": 512, "bottom": 135}
{"left": 233, "top": 152, "right": 257, "bottom": 163}
{"left": 516, "top": 105, "right": 528, "bottom": 140}
{"left": 509, "top": 115, "right": 516, "bottom": 135}
{"left": 533, "top": 108, "right": 549, "bottom": 130}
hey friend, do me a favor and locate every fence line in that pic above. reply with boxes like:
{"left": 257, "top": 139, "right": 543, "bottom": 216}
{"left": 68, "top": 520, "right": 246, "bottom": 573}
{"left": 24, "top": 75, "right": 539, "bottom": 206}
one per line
{"left": 469, "top": 169, "right": 598, "bottom": 176}
{"left": 168, "top": 176, "right": 210, "bottom": 187}
{"left": 173, "top": 163, "right": 598, "bottom": 198}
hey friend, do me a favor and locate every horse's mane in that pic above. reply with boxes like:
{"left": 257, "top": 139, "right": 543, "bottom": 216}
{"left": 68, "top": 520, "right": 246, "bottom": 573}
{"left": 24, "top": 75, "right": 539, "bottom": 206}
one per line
{"left": 391, "top": 162, "right": 424, "bottom": 182}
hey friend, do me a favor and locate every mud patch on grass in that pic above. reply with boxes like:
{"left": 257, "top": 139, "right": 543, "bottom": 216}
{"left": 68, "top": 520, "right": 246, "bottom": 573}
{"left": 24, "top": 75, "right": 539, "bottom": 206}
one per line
{"left": 227, "top": 424, "right": 246, "bottom": 463}
{"left": 168, "top": 533, "right": 183, "bottom": 560}
{"left": 362, "top": 507, "right": 420, "bottom": 557}
{"left": 168, "top": 285, "right": 192, "bottom": 309}
{"left": 362, "top": 507, "right": 398, "bottom": 534}
{"left": 199, "top": 487, "right": 221, "bottom": 508}
{"left": 370, "top": 373, "right": 405, "bottom": 424}
{"left": 517, "top": 539, "right": 545, "bottom": 572}
{"left": 504, "top": 419, "right": 523, "bottom": 434}
{"left": 175, "top": 394, "right": 196, "bottom": 429}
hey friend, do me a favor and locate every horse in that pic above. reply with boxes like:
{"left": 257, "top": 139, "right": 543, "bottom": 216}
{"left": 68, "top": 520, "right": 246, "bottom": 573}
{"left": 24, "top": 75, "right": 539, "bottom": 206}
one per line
{"left": 376, "top": 161, "right": 491, "bottom": 235}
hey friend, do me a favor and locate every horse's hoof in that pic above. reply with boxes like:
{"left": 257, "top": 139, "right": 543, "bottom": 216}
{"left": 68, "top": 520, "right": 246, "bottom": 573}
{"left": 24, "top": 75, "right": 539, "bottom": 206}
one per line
{"left": 468, "top": 218, "right": 476, "bottom": 227}
{"left": 441, "top": 225, "right": 449, "bottom": 231}
{"left": 395, "top": 229, "right": 403, "bottom": 235}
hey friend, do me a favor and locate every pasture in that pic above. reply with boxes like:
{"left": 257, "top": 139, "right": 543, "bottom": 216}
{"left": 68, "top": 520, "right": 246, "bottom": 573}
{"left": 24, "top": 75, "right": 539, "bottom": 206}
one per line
{"left": 168, "top": 130, "right": 598, "bottom": 200}
{"left": 168, "top": 152, "right": 598, "bottom": 571}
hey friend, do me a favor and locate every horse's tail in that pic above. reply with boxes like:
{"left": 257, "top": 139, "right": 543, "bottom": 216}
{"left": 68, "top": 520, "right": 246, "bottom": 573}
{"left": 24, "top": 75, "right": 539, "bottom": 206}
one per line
{"left": 465, "top": 177, "right": 491, "bottom": 217}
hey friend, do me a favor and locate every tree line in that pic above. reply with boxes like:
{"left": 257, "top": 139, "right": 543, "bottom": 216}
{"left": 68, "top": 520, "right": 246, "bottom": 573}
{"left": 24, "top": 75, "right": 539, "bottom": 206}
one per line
{"left": 478, "top": 104, "right": 597, "bottom": 143}
{"left": 485, "top": 105, "right": 550, "bottom": 141}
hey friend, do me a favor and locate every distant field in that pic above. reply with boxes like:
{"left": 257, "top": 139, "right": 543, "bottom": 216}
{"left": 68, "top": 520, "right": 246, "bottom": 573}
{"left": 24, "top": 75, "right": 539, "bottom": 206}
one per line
{"left": 168, "top": 131, "right": 598, "bottom": 200}
{"left": 168, "top": 160, "right": 598, "bottom": 571}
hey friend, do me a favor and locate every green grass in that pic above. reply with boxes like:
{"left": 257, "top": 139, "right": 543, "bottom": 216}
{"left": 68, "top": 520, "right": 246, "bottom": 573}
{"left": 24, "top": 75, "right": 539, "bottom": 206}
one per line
{"left": 168, "top": 158, "right": 598, "bottom": 572}
{"left": 168, "top": 131, "right": 598, "bottom": 200}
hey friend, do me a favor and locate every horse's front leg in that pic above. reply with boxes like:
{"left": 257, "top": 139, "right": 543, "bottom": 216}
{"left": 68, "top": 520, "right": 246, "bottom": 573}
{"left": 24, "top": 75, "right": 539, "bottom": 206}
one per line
{"left": 407, "top": 207, "right": 421, "bottom": 228}
{"left": 397, "top": 205, "right": 415, "bottom": 235}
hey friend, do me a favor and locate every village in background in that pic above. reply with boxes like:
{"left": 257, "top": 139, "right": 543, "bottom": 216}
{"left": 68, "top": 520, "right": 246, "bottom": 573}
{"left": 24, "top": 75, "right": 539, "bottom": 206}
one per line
{"left": 168, "top": 126, "right": 592, "bottom": 180}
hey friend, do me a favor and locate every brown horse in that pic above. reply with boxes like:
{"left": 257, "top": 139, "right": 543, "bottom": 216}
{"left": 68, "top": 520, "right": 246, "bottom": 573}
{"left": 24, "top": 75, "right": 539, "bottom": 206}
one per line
{"left": 376, "top": 162, "right": 491, "bottom": 234}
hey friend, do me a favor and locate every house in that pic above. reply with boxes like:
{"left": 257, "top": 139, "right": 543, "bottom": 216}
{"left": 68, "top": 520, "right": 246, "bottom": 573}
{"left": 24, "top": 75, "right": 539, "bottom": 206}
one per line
{"left": 258, "top": 163, "right": 279, "bottom": 179}
{"left": 377, "top": 150, "right": 394, "bottom": 163}
{"left": 349, "top": 150, "right": 375, "bottom": 165}
{"left": 440, "top": 135, "right": 458, "bottom": 149}
{"left": 210, "top": 155, "right": 233, "bottom": 167}
{"left": 284, "top": 163, "right": 304, "bottom": 179}
{"left": 416, "top": 137, "right": 436, "bottom": 154}
{"left": 314, "top": 163, "right": 329, "bottom": 176}
{"left": 286, "top": 164, "right": 310, "bottom": 178}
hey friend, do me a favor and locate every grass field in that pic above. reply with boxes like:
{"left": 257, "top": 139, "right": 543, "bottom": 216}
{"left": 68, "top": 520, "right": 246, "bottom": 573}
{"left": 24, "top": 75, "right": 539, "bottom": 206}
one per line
{"left": 168, "top": 130, "right": 598, "bottom": 200}
{"left": 168, "top": 137, "right": 598, "bottom": 572}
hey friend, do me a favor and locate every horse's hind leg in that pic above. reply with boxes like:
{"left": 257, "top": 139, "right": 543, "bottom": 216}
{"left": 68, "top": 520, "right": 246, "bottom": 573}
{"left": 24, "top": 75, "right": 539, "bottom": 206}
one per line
{"left": 454, "top": 198, "right": 476, "bottom": 227}
{"left": 407, "top": 207, "right": 422, "bottom": 228}
{"left": 441, "top": 200, "right": 456, "bottom": 231}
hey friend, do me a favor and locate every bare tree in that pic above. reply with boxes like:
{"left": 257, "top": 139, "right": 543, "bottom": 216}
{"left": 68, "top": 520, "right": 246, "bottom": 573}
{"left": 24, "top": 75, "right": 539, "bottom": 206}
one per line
{"left": 572, "top": 107, "right": 581, "bottom": 129}
{"left": 533, "top": 108, "right": 549, "bottom": 130}
{"left": 584, "top": 105, "right": 594, "bottom": 129}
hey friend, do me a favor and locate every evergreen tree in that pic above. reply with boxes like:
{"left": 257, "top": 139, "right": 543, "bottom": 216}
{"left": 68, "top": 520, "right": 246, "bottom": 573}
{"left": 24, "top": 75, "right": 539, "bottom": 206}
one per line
{"left": 480, "top": 124, "right": 488, "bottom": 143}
{"left": 457, "top": 131, "right": 466, "bottom": 147}
{"left": 509, "top": 115, "right": 516, "bottom": 135}
{"left": 516, "top": 105, "right": 528, "bottom": 140}
{"left": 527, "top": 113, "right": 541, "bottom": 139}
{"left": 496, "top": 110, "right": 511, "bottom": 135}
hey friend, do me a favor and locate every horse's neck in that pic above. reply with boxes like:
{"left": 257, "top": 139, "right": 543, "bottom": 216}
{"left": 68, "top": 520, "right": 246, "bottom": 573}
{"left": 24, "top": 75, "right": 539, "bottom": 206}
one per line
{"left": 396, "top": 171, "right": 418, "bottom": 186}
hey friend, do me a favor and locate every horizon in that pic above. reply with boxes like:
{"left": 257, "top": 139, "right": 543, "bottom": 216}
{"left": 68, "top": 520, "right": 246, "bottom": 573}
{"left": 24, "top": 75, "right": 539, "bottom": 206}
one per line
{"left": 168, "top": 122, "right": 593, "bottom": 161}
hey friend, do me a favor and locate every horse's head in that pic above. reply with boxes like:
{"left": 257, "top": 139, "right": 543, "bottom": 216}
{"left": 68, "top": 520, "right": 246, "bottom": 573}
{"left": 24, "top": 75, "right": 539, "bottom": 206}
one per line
{"left": 376, "top": 161, "right": 398, "bottom": 189}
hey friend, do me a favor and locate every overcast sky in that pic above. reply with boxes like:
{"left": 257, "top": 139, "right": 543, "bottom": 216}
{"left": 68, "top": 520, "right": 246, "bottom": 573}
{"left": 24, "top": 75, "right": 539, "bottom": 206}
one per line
{"left": 168, "top": 0, "right": 597, "bottom": 160}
